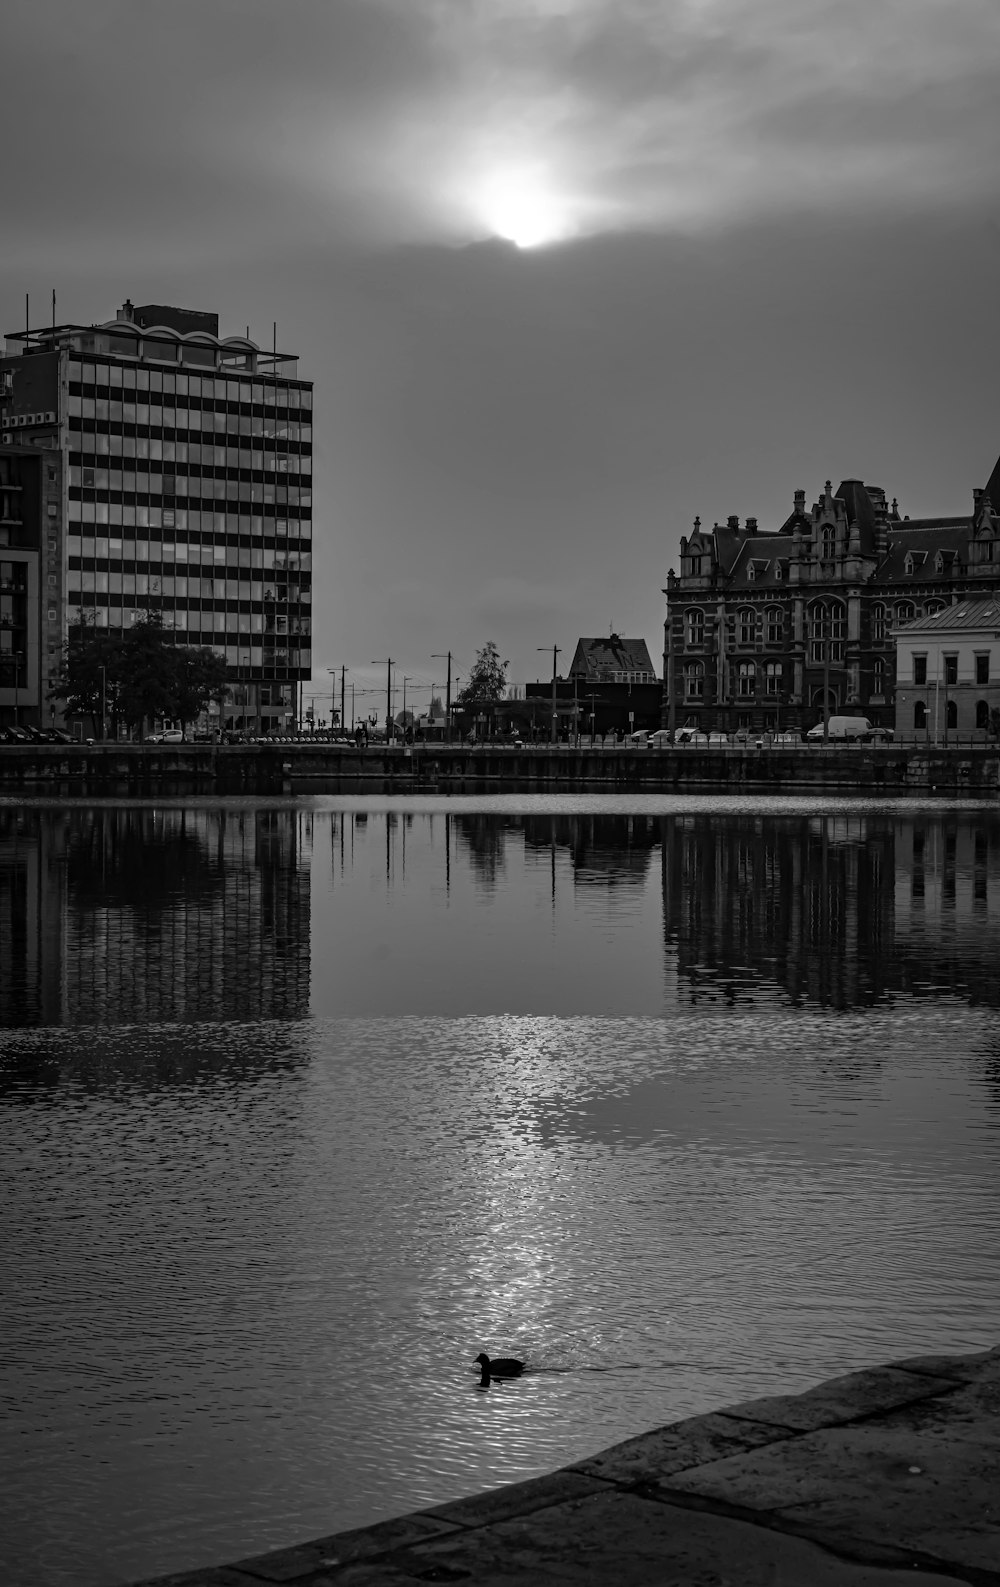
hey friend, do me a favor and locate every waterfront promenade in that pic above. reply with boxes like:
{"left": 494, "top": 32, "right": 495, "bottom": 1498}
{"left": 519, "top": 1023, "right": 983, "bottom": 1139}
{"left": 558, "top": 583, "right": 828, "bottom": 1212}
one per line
{"left": 133, "top": 1342, "right": 999, "bottom": 1586}
{"left": 2, "top": 740, "right": 1000, "bottom": 797}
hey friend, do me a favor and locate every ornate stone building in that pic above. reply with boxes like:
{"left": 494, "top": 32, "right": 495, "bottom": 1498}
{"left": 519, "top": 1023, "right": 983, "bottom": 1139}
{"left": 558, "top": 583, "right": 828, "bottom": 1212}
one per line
{"left": 663, "top": 452, "right": 1000, "bottom": 736}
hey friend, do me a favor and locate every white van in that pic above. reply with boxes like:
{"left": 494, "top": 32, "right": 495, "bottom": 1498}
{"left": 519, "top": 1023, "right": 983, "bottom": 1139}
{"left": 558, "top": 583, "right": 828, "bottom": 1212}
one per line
{"left": 806, "top": 716, "right": 878, "bottom": 742}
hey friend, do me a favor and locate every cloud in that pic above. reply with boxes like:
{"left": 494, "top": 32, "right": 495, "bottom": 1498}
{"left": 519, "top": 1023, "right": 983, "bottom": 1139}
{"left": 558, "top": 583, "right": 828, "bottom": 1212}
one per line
{"left": 2, "top": 0, "right": 998, "bottom": 271}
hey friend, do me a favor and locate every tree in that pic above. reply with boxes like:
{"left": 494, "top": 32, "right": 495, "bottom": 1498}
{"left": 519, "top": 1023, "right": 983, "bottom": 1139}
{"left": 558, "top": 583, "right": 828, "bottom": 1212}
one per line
{"left": 50, "top": 612, "right": 229, "bottom": 738}
{"left": 455, "top": 642, "right": 510, "bottom": 713}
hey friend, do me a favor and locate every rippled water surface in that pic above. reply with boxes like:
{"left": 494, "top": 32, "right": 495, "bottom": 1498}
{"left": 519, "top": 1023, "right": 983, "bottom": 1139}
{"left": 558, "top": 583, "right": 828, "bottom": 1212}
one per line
{"left": 1, "top": 796, "right": 999, "bottom": 1586}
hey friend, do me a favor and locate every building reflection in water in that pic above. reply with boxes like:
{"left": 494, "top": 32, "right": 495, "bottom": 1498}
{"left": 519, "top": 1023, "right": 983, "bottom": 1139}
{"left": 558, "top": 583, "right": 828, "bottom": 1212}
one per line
{"left": 0, "top": 807, "right": 311, "bottom": 1028}
{"left": 661, "top": 810, "right": 1000, "bottom": 1010}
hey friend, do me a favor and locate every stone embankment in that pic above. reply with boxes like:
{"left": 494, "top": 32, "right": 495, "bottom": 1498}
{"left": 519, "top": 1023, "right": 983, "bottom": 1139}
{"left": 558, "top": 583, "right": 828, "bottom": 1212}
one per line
{"left": 1, "top": 742, "right": 1000, "bottom": 797}
{"left": 133, "top": 1342, "right": 999, "bottom": 1586}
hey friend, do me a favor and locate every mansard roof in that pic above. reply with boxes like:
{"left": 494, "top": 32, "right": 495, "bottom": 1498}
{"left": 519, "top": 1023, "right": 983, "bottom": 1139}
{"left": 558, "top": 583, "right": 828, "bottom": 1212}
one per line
{"left": 726, "top": 534, "right": 795, "bottom": 588}
{"left": 874, "top": 520, "right": 972, "bottom": 583}
{"left": 569, "top": 634, "right": 657, "bottom": 678}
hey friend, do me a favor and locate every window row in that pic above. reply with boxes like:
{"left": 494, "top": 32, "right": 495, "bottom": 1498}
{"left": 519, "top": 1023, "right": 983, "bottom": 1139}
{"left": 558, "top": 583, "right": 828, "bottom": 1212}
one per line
{"left": 68, "top": 429, "right": 312, "bottom": 471}
{"left": 69, "top": 360, "right": 312, "bottom": 409}
{"left": 69, "top": 501, "right": 310, "bottom": 533}
{"left": 72, "top": 477, "right": 312, "bottom": 506}
{"left": 682, "top": 660, "right": 786, "bottom": 699}
{"left": 911, "top": 653, "right": 990, "bottom": 686}
{"left": 67, "top": 395, "right": 311, "bottom": 439}
{"left": 68, "top": 569, "right": 311, "bottom": 608}
{"left": 67, "top": 535, "right": 310, "bottom": 570}
{"left": 910, "top": 700, "right": 992, "bottom": 730}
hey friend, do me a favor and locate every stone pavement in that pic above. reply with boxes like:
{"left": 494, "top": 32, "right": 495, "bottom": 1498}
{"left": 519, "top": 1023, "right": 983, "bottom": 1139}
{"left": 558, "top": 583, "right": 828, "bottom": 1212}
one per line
{"left": 133, "top": 1344, "right": 999, "bottom": 1587}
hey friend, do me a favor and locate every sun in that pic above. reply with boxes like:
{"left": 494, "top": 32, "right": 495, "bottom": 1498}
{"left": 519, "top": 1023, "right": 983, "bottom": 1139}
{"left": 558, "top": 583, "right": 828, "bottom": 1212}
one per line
{"left": 476, "top": 169, "right": 574, "bottom": 249}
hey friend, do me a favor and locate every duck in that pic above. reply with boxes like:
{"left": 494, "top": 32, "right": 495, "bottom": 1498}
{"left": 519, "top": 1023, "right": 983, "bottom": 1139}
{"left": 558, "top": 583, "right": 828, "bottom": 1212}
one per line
{"left": 474, "top": 1352, "right": 526, "bottom": 1381}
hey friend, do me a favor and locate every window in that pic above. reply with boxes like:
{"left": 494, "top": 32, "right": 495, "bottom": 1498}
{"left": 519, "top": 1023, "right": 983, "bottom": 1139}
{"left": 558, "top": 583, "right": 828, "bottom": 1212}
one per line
{"left": 738, "top": 607, "right": 755, "bottom": 646}
{"left": 914, "top": 701, "right": 927, "bottom": 729}
{"left": 976, "top": 653, "right": 990, "bottom": 685}
{"left": 765, "top": 607, "right": 783, "bottom": 646}
{"left": 944, "top": 654, "right": 958, "bottom": 687}
{"left": 896, "top": 602, "right": 915, "bottom": 626}
{"left": 946, "top": 700, "right": 958, "bottom": 729}
{"left": 686, "top": 608, "right": 704, "bottom": 647}
{"left": 737, "top": 661, "right": 756, "bottom": 697}
{"left": 913, "top": 654, "right": 927, "bottom": 685}
{"left": 871, "top": 604, "right": 886, "bottom": 642}
{"left": 821, "top": 525, "right": 836, "bottom": 557}
{"left": 764, "top": 661, "right": 782, "bottom": 696}
{"left": 976, "top": 700, "right": 990, "bottom": 729}
{"left": 808, "top": 600, "right": 845, "bottom": 663}
{"left": 872, "top": 657, "right": 885, "bottom": 696}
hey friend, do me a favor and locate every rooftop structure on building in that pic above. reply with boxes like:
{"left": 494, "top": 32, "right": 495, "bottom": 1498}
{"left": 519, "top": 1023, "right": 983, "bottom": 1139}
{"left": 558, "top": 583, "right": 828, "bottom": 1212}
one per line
{"left": 0, "top": 300, "right": 312, "bottom": 732}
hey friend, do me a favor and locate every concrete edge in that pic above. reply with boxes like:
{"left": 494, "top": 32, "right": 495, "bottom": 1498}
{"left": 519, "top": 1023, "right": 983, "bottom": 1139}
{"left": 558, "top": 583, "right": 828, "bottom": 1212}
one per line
{"left": 128, "top": 1343, "right": 1000, "bottom": 1587}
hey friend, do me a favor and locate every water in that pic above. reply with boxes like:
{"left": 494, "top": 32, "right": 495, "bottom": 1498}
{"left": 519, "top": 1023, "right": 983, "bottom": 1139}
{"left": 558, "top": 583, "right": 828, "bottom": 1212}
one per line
{"left": 1, "top": 795, "right": 998, "bottom": 1586}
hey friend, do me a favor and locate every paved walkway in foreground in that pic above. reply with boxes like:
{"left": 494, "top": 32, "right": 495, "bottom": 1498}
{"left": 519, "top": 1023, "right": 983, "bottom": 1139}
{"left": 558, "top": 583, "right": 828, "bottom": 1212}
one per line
{"left": 136, "top": 1343, "right": 999, "bottom": 1587}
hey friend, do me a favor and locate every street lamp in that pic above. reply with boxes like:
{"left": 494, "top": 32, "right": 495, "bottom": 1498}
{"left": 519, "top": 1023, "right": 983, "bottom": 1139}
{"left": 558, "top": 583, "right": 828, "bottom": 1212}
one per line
{"left": 99, "top": 662, "right": 106, "bottom": 741}
{"left": 11, "top": 649, "right": 23, "bottom": 728}
{"left": 431, "top": 652, "right": 453, "bottom": 741}
{"left": 538, "top": 645, "right": 560, "bottom": 745}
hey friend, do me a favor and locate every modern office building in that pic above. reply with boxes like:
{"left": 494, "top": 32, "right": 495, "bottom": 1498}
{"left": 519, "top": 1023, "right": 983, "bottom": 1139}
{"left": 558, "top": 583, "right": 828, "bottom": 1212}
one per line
{"left": 0, "top": 300, "right": 312, "bottom": 732}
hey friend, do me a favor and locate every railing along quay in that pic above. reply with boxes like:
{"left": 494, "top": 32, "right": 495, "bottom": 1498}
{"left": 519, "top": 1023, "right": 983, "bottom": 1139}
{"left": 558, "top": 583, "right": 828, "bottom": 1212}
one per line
{"left": 1, "top": 740, "right": 1000, "bottom": 796}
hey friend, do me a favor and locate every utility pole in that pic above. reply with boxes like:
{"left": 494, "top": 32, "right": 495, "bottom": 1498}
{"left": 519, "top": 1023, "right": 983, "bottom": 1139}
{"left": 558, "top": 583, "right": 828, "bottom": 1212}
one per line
{"left": 538, "top": 645, "right": 561, "bottom": 744}
{"left": 327, "top": 666, "right": 338, "bottom": 727}
{"left": 432, "top": 651, "right": 452, "bottom": 741}
{"left": 341, "top": 666, "right": 346, "bottom": 733}
{"left": 402, "top": 674, "right": 410, "bottom": 731}
{"left": 372, "top": 658, "right": 394, "bottom": 742}
{"left": 823, "top": 611, "right": 831, "bottom": 743}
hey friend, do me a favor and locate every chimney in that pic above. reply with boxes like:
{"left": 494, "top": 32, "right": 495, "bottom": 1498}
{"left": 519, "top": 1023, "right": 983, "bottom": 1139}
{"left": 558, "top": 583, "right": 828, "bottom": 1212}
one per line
{"left": 727, "top": 515, "right": 740, "bottom": 532}
{"left": 745, "top": 516, "right": 758, "bottom": 534}
{"left": 117, "top": 299, "right": 135, "bottom": 322}
{"left": 974, "top": 487, "right": 984, "bottom": 515}
{"left": 793, "top": 489, "right": 806, "bottom": 515}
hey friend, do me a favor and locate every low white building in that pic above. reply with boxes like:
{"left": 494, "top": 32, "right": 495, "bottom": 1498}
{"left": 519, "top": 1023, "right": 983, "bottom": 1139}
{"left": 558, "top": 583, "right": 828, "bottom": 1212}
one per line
{"left": 894, "top": 597, "right": 1000, "bottom": 741}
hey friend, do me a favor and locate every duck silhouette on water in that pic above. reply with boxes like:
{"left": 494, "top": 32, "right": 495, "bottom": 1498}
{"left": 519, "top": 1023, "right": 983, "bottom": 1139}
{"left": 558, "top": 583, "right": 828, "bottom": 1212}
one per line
{"left": 474, "top": 1352, "right": 525, "bottom": 1387}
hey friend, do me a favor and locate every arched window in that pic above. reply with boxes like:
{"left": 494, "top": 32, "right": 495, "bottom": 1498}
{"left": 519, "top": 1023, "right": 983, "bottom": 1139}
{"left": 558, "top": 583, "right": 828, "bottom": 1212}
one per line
{"left": 765, "top": 606, "right": 783, "bottom": 646}
{"left": 924, "top": 600, "right": 944, "bottom": 617}
{"left": 896, "top": 601, "right": 915, "bottom": 626}
{"left": 737, "top": 661, "right": 756, "bottom": 697}
{"left": 914, "top": 701, "right": 927, "bottom": 729}
{"left": 808, "top": 599, "right": 846, "bottom": 663}
{"left": 871, "top": 603, "right": 886, "bottom": 642}
{"left": 976, "top": 700, "right": 990, "bottom": 729}
{"left": 738, "top": 607, "right": 755, "bottom": 646}
{"left": 686, "top": 608, "right": 704, "bottom": 647}
{"left": 872, "top": 657, "right": 885, "bottom": 696}
{"left": 684, "top": 661, "right": 705, "bottom": 699}
{"left": 764, "top": 661, "right": 782, "bottom": 696}
{"left": 946, "top": 700, "right": 958, "bottom": 730}
{"left": 820, "top": 524, "right": 837, "bottom": 557}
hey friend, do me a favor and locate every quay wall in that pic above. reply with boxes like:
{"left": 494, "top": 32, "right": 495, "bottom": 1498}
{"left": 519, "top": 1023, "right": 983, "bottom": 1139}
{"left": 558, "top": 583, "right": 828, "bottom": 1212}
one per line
{"left": 1, "top": 742, "right": 999, "bottom": 797}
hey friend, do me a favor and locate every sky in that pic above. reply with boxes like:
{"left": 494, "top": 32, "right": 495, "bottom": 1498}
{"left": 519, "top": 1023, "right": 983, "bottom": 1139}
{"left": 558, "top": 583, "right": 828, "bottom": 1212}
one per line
{"left": 3, "top": 0, "right": 1000, "bottom": 720}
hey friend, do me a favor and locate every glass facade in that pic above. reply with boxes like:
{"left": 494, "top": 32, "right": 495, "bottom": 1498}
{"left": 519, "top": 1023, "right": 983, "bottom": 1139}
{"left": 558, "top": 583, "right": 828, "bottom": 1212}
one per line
{"left": 59, "top": 342, "right": 312, "bottom": 724}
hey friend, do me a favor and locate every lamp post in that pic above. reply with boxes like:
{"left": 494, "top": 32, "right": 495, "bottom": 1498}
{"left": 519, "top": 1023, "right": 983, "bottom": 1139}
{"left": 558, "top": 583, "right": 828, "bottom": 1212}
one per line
{"left": 402, "top": 675, "right": 411, "bottom": 736}
{"left": 12, "top": 649, "right": 23, "bottom": 728}
{"left": 431, "top": 651, "right": 452, "bottom": 741}
{"left": 538, "top": 645, "right": 560, "bottom": 744}
{"left": 99, "top": 662, "right": 106, "bottom": 741}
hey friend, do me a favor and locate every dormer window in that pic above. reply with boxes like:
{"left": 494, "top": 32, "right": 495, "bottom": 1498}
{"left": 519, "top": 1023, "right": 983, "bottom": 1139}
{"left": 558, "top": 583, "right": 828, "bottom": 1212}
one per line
{"left": 904, "top": 552, "right": 915, "bottom": 575}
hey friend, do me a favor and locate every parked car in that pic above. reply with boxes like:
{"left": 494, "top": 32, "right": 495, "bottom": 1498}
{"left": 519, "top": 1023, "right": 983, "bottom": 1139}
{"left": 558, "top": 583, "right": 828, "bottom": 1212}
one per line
{"left": 706, "top": 732, "right": 731, "bottom": 746}
{"left": 627, "top": 729, "right": 650, "bottom": 745}
{"left": 647, "top": 730, "right": 673, "bottom": 747}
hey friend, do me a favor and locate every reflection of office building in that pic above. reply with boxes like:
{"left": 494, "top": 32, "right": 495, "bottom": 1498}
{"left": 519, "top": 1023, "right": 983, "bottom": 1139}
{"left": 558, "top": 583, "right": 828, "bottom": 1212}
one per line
{"left": 892, "top": 816, "right": 1000, "bottom": 1005}
{"left": 1, "top": 301, "right": 313, "bottom": 731}
{"left": 0, "top": 808, "right": 311, "bottom": 1027}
